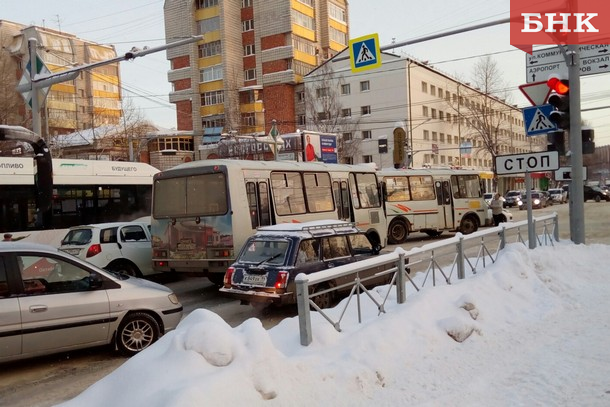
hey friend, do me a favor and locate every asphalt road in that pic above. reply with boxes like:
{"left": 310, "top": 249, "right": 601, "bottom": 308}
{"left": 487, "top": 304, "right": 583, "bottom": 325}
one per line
{"left": 1, "top": 200, "right": 608, "bottom": 406}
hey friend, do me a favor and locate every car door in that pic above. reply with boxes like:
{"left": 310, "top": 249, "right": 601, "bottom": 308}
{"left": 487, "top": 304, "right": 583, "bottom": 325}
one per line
{"left": 118, "top": 224, "right": 152, "bottom": 275}
{"left": 0, "top": 255, "right": 22, "bottom": 361}
{"left": 17, "top": 253, "right": 112, "bottom": 357}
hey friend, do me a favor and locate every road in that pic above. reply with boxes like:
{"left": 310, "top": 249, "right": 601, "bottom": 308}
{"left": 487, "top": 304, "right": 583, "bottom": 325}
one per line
{"left": 1, "top": 200, "right": 608, "bottom": 406}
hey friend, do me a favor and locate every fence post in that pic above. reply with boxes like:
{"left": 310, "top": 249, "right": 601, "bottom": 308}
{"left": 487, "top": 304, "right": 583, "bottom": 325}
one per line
{"left": 397, "top": 253, "right": 406, "bottom": 304}
{"left": 296, "top": 277, "right": 312, "bottom": 346}
{"left": 553, "top": 214, "right": 559, "bottom": 242}
{"left": 456, "top": 236, "right": 465, "bottom": 279}
{"left": 499, "top": 226, "right": 506, "bottom": 250}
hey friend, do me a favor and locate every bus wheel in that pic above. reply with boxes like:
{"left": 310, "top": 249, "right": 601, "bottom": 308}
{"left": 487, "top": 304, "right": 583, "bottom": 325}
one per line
{"left": 388, "top": 219, "right": 409, "bottom": 244}
{"left": 459, "top": 216, "right": 478, "bottom": 235}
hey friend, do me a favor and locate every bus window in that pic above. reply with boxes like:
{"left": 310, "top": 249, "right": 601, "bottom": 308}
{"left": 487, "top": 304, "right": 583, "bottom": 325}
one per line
{"left": 303, "top": 173, "right": 333, "bottom": 212}
{"left": 409, "top": 176, "right": 435, "bottom": 201}
{"left": 246, "top": 182, "right": 258, "bottom": 229}
{"left": 247, "top": 181, "right": 272, "bottom": 229}
{"left": 452, "top": 175, "right": 482, "bottom": 198}
{"left": 349, "top": 173, "right": 381, "bottom": 209}
{"left": 385, "top": 176, "right": 410, "bottom": 202}
{"left": 333, "top": 181, "right": 351, "bottom": 220}
{"left": 153, "top": 178, "right": 186, "bottom": 217}
{"left": 271, "top": 172, "right": 306, "bottom": 215}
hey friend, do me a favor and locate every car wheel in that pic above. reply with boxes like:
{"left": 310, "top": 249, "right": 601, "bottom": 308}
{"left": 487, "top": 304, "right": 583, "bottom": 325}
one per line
{"left": 595, "top": 195, "right": 601, "bottom": 202}
{"left": 116, "top": 312, "right": 160, "bottom": 356}
{"left": 311, "top": 283, "right": 334, "bottom": 310}
{"left": 388, "top": 218, "right": 409, "bottom": 244}
{"left": 459, "top": 216, "right": 478, "bottom": 235}
{"left": 106, "top": 262, "right": 140, "bottom": 278}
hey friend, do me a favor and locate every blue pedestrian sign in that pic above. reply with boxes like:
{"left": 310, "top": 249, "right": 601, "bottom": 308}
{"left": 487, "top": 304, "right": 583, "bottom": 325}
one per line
{"left": 522, "top": 104, "right": 557, "bottom": 136}
{"left": 349, "top": 33, "right": 381, "bottom": 73}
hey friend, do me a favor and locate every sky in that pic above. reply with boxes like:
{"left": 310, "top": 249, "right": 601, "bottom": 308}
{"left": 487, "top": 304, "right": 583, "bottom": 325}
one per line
{"left": 57, "top": 240, "right": 610, "bottom": 406}
{"left": 4, "top": 0, "right": 610, "bottom": 144}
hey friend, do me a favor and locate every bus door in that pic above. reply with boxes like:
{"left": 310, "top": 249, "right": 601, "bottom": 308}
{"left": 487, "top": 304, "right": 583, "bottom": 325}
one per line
{"left": 434, "top": 180, "right": 454, "bottom": 229}
{"left": 245, "top": 180, "right": 272, "bottom": 229}
{"left": 332, "top": 180, "right": 351, "bottom": 221}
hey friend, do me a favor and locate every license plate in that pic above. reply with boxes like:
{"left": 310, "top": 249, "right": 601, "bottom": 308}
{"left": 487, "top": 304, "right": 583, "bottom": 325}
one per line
{"left": 242, "top": 273, "right": 268, "bottom": 286}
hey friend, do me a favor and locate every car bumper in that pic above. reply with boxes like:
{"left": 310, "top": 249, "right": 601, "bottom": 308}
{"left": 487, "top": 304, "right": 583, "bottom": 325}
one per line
{"left": 219, "top": 286, "right": 293, "bottom": 305}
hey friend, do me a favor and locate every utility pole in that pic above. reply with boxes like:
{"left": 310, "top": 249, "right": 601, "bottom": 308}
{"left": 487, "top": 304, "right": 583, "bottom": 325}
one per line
{"left": 17, "top": 35, "right": 202, "bottom": 140}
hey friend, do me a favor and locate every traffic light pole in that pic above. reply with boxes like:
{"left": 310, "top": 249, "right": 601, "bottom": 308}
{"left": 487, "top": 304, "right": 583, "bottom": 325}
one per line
{"left": 566, "top": 44, "right": 584, "bottom": 244}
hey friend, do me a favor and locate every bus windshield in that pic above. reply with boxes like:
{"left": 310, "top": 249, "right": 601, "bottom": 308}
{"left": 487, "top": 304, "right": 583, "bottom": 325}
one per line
{"left": 153, "top": 173, "right": 228, "bottom": 218}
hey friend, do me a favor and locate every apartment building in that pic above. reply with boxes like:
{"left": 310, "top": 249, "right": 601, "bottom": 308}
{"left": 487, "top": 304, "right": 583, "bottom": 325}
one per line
{"left": 163, "top": 0, "right": 349, "bottom": 151}
{"left": 0, "top": 20, "right": 122, "bottom": 140}
{"left": 301, "top": 50, "right": 546, "bottom": 192}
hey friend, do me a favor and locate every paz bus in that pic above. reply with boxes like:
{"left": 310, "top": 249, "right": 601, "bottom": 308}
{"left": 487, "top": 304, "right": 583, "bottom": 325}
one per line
{"left": 378, "top": 167, "right": 489, "bottom": 244}
{"left": 150, "top": 159, "right": 387, "bottom": 285}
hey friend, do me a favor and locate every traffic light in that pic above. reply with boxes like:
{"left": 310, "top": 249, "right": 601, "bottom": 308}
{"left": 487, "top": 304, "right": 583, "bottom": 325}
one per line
{"left": 547, "top": 130, "right": 566, "bottom": 155}
{"left": 546, "top": 77, "right": 570, "bottom": 130}
{"left": 582, "top": 128, "right": 595, "bottom": 154}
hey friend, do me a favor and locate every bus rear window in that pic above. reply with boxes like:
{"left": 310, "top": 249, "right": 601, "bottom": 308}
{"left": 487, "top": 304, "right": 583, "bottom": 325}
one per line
{"left": 154, "top": 173, "right": 228, "bottom": 217}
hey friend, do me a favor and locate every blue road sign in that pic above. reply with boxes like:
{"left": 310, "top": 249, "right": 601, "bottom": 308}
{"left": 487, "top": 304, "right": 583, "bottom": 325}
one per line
{"left": 349, "top": 33, "right": 381, "bottom": 73}
{"left": 522, "top": 104, "right": 557, "bottom": 136}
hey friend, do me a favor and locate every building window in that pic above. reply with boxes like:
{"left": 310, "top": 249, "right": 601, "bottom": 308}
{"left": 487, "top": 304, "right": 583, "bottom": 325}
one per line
{"left": 361, "top": 106, "right": 371, "bottom": 116}
{"left": 362, "top": 130, "right": 372, "bottom": 139}
{"left": 360, "top": 80, "right": 370, "bottom": 92}
{"left": 242, "top": 19, "right": 254, "bottom": 32}
{"left": 316, "top": 87, "right": 329, "bottom": 98}
{"left": 342, "top": 132, "right": 352, "bottom": 141}
{"left": 297, "top": 91, "right": 305, "bottom": 102}
{"left": 197, "top": 0, "right": 218, "bottom": 8}
{"left": 244, "top": 68, "right": 256, "bottom": 81}
{"left": 341, "top": 108, "right": 351, "bottom": 117}
{"left": 328, "top": 2, "right": 347, "bottom": 23}
{"left": 200, "top": 65, "right": 223, "bottom": 83}
{"left": 422, "top": 106, "right": 428, "bottom": 117}
{"left": 202, "top": 116, "right": 225, "bottom": 128}
{"left": 430, "top": 85, "right": 436, "bottom": 96}
{"left": 197, "top": 16, "right": 220, "bottom": 34}
{"left": 439, "top": 111, "right": 444, "bottom": 121}
{"left": 329, "top": 27, "right": 347, "bottom": 45}
{"left": 293, "top": 10, "right": 315, "bottom": 30}
{"left": 423, "top": 130, "right": 430, "bottom": 140}
{"left": 363, "top": 155, "right": 373, "bottom": 163}
{"left": 297, "top": 115, "right": 306, "bottom": 126}
{"left": 199, "top": 41, "right": 221, "bottom": 58}
{"left": 241, "top": 0, "right": 252, "bottom": 7}
{"left": 201, "top": 90, "right": 224, "bottom": 106}
{"left": 244, "top": 44, "right": 255, "bottom": 56}
{"left": 341, "top": 84, "right": 350, "bottom": 95}
{"left": 431, "top": 108, "right": 437, "bottom": 119}
{"left": 421, "top": 81, "right": 427, "bottom": 93}
{"left": 317, "top": 112, "right": 329, "bottom": 121}
{"left": 440, "top": 133, "right": 445, "bottom": 143}
{"left": 242, "top": 113, "right": 256, "bottom": 127}
{"left": 432, "top": 131, "right": 437, "bottom": 141}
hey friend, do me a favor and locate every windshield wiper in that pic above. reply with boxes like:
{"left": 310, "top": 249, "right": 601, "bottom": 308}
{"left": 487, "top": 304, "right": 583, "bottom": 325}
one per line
{"left": 257, "top": 253, "right": 282, "bottom": 266}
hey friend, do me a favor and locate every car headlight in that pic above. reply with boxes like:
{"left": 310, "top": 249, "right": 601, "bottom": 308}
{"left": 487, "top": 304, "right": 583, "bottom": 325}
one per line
{"left": 168, "top": 293, "right": 179, "bottom": 305}
{"left": 534, "top": 199, "right": 540, "bottom": 204}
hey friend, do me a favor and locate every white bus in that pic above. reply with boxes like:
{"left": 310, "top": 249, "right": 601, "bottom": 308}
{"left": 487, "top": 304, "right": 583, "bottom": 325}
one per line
{"left": 151, "top": 159, "right": 387, "bottom": 285}
{"left": 378, "top": 168, "right": 489, "bottom": 244}
{"left": 0, "top": 157, "right": 158, "bottom": 232}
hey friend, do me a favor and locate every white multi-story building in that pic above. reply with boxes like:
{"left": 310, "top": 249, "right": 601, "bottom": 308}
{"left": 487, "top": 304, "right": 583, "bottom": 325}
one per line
{"left": 301, "top": 50, "right": 545, "bottom": 192}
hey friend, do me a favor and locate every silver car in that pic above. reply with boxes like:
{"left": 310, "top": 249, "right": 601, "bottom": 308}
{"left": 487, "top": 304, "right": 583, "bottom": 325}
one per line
{"left": 0, "top": 241, "right": 183, "bottom": 363}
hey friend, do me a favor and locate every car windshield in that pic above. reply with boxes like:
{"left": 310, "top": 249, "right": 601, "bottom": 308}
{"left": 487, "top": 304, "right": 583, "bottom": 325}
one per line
{"left": 239, "top": 239, "right": 289, "bottom": 265}
{"left": 549, "top": 189, "right": 561, "bottom": 194}
{"left": 507, "top": 191, "right": 520, "bottom": 197}
{"left": 61, "top": 229, "right": 93, "bottom": 245}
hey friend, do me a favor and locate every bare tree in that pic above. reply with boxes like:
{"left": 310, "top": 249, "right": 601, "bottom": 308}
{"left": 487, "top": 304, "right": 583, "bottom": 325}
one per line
{"left": 0, "top": 36, "right": 28, "bottom": 127}
{"left": 446, "top": 56, "right": 515, "bottom": 189}
{"left": 303, "top": 63, "right": 361, "bottom": 163}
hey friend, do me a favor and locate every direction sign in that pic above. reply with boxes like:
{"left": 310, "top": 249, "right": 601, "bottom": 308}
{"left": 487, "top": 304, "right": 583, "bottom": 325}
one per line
{"left": 495, "top": 151, "right": 559, "bottom": 176}
{"left": 349, "top": 33, "right": 381, "bottom": 73}
{"left": 525, "top": 44, "right": 610, "bottom": 83}
{"left": 555, "top": 166, "right": 587, "bottom": 181}
{"left": 522, "top": 104, "right": 557, "bottom": 136}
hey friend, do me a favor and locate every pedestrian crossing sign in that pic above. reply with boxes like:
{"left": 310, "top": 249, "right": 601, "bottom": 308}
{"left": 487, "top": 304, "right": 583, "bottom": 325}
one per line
{"left": 349, "top": 33, "right": 381, "bottom": 73}
{"left": 522, "top": 104, "right": 557, "bottom": 136}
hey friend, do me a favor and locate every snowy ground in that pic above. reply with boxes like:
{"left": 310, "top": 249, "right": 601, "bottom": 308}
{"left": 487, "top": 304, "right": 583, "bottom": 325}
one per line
{"left": 59, "top": 240, "right": 610, "bottom": 406}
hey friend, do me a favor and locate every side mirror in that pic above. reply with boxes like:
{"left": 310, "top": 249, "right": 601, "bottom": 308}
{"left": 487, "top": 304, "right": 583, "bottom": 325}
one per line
{"left": 89, "top": 272, "right": 104, "bottom": 289}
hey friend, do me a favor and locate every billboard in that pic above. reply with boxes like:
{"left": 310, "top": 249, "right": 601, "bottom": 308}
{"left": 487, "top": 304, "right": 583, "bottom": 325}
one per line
{"left": 280, "top": 132, "right": 338, "bottom": 163}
